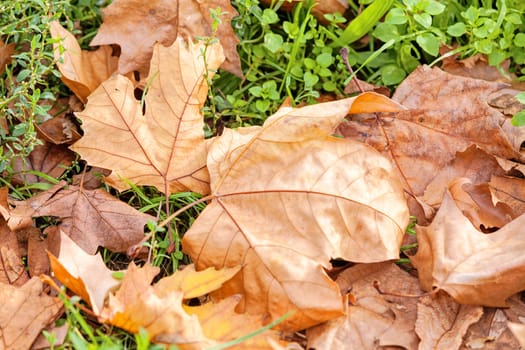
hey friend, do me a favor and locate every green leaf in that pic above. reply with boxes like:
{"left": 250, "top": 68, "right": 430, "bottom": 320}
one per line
{"left": 261, "top": 8, "right": 279, "bottom": 25}
{"left": 416, "top": 33, "right": 440, "bottom": 56}
{"left": 423, "top": 0, "right": 445, "bottom": 15}
{"left": 515, "top": 92, "right": 525, "bottom": 104}
{"left": 263, "top": 33, "right": 283, "bottom": 53}
{"left": 488, "top": 49, "right": 507, "bottom": 66}
{"left": 514, "top": 33, "right": 525, "bottom": 47}
{"left": 316, "top": 53, "right": 333, "bottom": 68}
{"left": 373, "top": 22, "right": 400, "bottom": 42}
{"left": 511, "top": 110, "right": 525, "bottom": 126}
{"left": 447, "top": 22, "right": 467, "bottom": 37}
{"left": 380, "top": 64, "right": 406, "bottom": 85}
{"left": 414, "top": 13, "right": 432, "bottom": 28}
{"left": 303, "top": 71, "right": 319, "bottom": 87}
{"left": 385, "top": 8, "right": 407, "bottom": 25}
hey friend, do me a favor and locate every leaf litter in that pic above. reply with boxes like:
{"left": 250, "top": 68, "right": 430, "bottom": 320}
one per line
{"left": 3, "top": 0, "right": 525, "bottom": 349}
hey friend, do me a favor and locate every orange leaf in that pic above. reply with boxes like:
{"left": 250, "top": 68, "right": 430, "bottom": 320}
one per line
{"left": 48, "top": 231, "right": 120, "bottom": 314}
{"left": 71, "top": 38, "right": 224, "bottom": 194}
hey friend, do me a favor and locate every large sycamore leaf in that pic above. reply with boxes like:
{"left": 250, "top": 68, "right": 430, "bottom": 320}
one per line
{"left": 6, "top": 181, "right": 154, "bottom": 254}
{"left": 183, "top": 93, "right": 410, "bottom": 331}
{"left": 91, "top": 0, "right": 241, "bottom": 77}
{"left": 50, "top": 21, "right": 118, "bottom": 103}
{"left": 72, "top": 38, "right": 223, "bottom": 195}
{"left": 411, "top": 191, "right": 525, "bottom": 307}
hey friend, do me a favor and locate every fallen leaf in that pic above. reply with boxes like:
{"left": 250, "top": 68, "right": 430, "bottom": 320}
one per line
{"left": 0, "top": 39, "right": 14, "bottom": 75}
{"left": 308, "top": 262, "right": 422, "bottom": 350}
{"left": 0, "top": 217, "right": 28, "bottom": 286}
{"left": 415, "top": 291, "right": 483, "bottom": 350}
{"left": 508, "top": 322, "right": 525, "bottom": 348}
{"left": 489, "top": 175, "right": 525, "bottom": 218}
{"left": 11, "top": 142, "right": 76, "bottom": 185}
{"left": 48, "top": 230, "right": 121, "bottom": 314}
{"left": 6, "top": 181, "right": 154, "bottom": 254}
{"left": 261, "top": 0, "right": 348, "bottom": 24}
{"left": 411, "top": 191, "right": 525, "bottom": 307}
{"left": 91, "top": 0, "right": 241, "bottom": 77}
{"left": 183, "top": 93, "right": 410, "bottom": 331}
{"left": 27, "top": 226, "right": 60, "bottom": 277}
{"left": 72, "top": 38, "right": 224, "bottom": 195}
{"left": 337, "top": 66, "right": 523, "bottom": 220}
{"left": 0, "top": 277, "right": 62, "bottom": 350}
{"left": 36, "top": 113, "right": 82, "bottom": 145}
{"left": 50, "top": 21, "right": 118, "bottom": 103}
{"left": 155, "top": 264, "right": 241, "bottom": 299}
{"left": 463, "top": 307, "right": 521, "bottom": 350}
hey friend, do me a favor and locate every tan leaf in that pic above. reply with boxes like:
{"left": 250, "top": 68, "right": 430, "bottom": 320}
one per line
{"left": 489, "top": 175, "right": 525, "bottom": 218}
{"left": 0, "top": 277, "right": 62, "bottom": 350}
{"left": 90, "top": 0, "right": 241, "bottom": 77}
{"left": 411, "top": 191, "right": 525, "bottom": 307}
{"left": 336, "top": 66, "right": 523, "bottom": 220}
{"left": 71, "top": 38, "right": 224, "bottom": 195}
{"left": 508, "top": 322, "right": 525, "bottom": 348}
{"left": 50, "top": 21, "right": 118, "bottom": 103}
{"left": 6, "top": 181, "right": 154, "bottom": 254}
{"left": 27, "top": 226, "right": 60, "bottom": 277}
{"left": 415, "top": 291, "right": 483, "bottom": 350}
{"left": 186, "top": 295, "right": 287, "bottom": 349}
{"left": 308, "top": 262, "right": 422, "bottom": 350}
{"left": 155, "top": 264, "right": 241, "bottom": 299}
{"left": 183, "top": 93, "right": 410, "bottom": 331}
{"left": 36, "top": 113, "right": 82, "bottom": 145}
{"left": 48, "top": 231, "right": 120, "bottom": 314}
{"left": 0, "top": 39, "right": 14, "bottom": 75}
{"left": 0, "top": 212, "right": 28, "bottom": 286}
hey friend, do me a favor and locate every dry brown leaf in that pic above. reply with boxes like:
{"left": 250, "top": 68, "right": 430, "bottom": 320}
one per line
{"left": 48, "top": 230, "right": 121, "bottom": 314}
{"left": 0, "top": 217, "right": 28, "bottom": 286}
{"left": 11, "top": 142, "right": 76, "bottom": 185}
{"left": 36, "top": 114, "right": 82, "bottom": 145}
{"left": 72, "top": 38, "right": 224, "bottom": 195}
{"left": 50, "top": 21, "right": 118, "bottom": 103}
{"left": 0, "top": 39, "right": 14, "bottom": 75}
{"left": 336, "top": 66, "right": 523, "bottom": 221}
{"left": 6, "top": 181, "right": 154, "bottom": 254}
{"left": 91, "top": 0, "right": 241, "bottom": 77}
{"left": 411, "top": 191, "right": 525, "bottom": 307}
{"left": 448, "top": 178, "right": 515, "bottom": 230}
{"left": 416, "top": 291, "right": 483, "bottom": 350}
{"left": 423, "top": 145, "right": 507, "bottom": 208}
{"left": 183, "top": 93, "right": 410, "bottom": 331}
{"left": 489, "top": 175, "right": 525, "bottom": 218}
{"left": 0, "top": 277, "right": 62, "bottom": 350}
{"left": 308, "top": 262, "right": 422, "bottom": 350}
{"left": 508, "top": 322, "right": 525, "bottom": 348}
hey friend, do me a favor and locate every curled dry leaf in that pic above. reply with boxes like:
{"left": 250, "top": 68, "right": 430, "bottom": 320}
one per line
{"left": 0, "top": 217, "right": 28, "bottom": 286}
{"left": 91, "top": 0, "right": 241, "bottom": 77}
{"left": 508, "top": 322, "right": 525, "bottom": 348}
{"left": 48, "top": 231, "right": 120, "bottom": 314}
{"left": 415, "top": 291, "right": 483, "bottom": 350}
{"left": 50, "top": 21, "right": 118, "bottom": 103}
{"left": 183, "top": 93, "right": 410, "bottom": 331}
{"left": 337, "top": 66, "right": 523, "bottom": 220}
{"left": 411, "top": 191, "right": 525, "bottom": 307}
{"left": 72, "top": 38, "right": 224, "bottom": 195}
{"left": 6, "top": 181, "right": 154, "bottom": 254}
{"left": 0, "top": 277, "right": 62, "bottom": 350}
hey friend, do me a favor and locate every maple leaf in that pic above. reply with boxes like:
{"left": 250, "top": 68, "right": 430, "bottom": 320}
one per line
{"left": 71, "top": 38, "right": 224, "bottom": 195}
{"left": 411, "top": 191, "right": 525, "bottom": 307}
{"left": 90, "top": 0, "right": 241, "bottom": 77}
{"left": 50, "top": 21, "right": 118, "bottom": 103}
{"left": 6, "top": 181, "right": 154, "bottom": 254}
{"left": 336, "top": 66, "right": 524, "bottom": 219}
{"left": 0, "top": 277, "right": 62, "bottom": 350}
{"left": 183, "top": 93, "right": 410, "bottom": 331}
{"left": 415, "top": 291, "right": 483, "bottom": 350}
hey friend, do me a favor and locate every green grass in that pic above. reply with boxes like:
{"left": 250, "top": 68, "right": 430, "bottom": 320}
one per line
{"left": 2, "top": 0, "right": 525, "bottom": 348}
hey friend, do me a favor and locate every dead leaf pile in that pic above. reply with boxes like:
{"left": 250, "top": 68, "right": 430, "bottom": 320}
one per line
{"left": 3, "top": 0, "right": 525, "bottom": 349}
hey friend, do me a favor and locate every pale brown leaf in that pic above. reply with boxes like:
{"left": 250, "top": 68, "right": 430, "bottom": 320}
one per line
{"left": 49, "top": 231, "right": 120, "bottom": 314}
{"left": 508, "top": 322, "right": 525, "bottom": 348}
{"left": 183, "top": 93, "right": 410, "bottom": 331}
{"left": 90, "top": 0, "right": 241, "bottom": 77}
{"left": 411, "top": 191, "right": 525, "bottom": 307}
{"left": 50, "top": 21, "right": 118, "bottom": 103}
{"left": 416, "top": 291, "right": 483, "bottom": 350}
{"left": 72, "top": 38, "right": 224, "bottom": 195}
{"left": 6, "top": 181, "right": 154, "bottom": 254}
{"left": 0, "top": 277, "right": 62, "bottom": 350}
{"left": 0, "top": 39, "right": 14, "bottom": 75}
